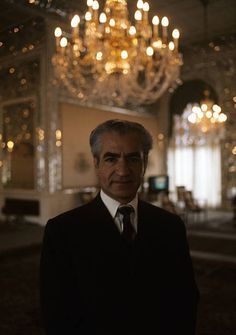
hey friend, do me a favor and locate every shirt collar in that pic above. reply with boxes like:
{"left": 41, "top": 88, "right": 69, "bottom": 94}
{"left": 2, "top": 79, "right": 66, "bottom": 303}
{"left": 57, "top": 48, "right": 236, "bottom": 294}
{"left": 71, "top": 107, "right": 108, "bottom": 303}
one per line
{"left": 100, "top": 189, "right": 138, "bottom": 219}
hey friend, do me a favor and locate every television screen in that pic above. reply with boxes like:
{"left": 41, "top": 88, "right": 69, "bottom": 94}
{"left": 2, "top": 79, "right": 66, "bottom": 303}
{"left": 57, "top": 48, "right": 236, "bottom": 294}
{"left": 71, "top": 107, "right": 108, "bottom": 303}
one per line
{"left": 148, "top": 175, "right": 169, "bottom": 193}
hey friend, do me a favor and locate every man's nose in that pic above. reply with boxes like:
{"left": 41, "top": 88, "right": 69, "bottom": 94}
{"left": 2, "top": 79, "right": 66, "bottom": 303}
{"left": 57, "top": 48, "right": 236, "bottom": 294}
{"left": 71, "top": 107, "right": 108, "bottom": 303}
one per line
{"left": 115, "top": 159, "right": 130, "bottom": 176}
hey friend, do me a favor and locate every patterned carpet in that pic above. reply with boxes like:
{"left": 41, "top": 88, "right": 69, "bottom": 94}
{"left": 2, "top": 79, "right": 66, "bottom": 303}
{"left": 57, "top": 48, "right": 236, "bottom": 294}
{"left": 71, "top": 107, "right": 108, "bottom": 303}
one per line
{"left": 0, "top": 246, "right": 236, "bottom": 335}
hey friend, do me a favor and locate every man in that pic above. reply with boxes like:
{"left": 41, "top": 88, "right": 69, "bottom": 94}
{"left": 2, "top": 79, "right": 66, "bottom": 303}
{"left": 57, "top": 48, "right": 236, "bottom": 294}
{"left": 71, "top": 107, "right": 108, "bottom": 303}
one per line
{"left": 40, "top": 119, "right": 199, "bottom": 335}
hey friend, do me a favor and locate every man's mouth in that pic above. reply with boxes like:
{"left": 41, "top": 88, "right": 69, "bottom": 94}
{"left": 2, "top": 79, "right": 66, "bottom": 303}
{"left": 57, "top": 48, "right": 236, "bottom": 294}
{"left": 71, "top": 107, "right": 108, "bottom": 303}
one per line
{"left": 112, "top": 180, "right": 132, "bottom": 184}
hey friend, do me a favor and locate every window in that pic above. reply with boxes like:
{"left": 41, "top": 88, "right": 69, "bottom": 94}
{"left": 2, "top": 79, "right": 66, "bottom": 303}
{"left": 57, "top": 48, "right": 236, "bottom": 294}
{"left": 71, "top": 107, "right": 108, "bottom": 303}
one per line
{"left": 168, "top": 104, "right": 222, "bottom": 207}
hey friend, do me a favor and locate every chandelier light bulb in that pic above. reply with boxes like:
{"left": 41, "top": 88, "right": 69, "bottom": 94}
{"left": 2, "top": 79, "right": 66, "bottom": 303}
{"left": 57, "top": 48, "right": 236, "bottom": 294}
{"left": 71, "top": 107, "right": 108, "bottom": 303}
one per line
{"left": 109, "top": 18, "right": 115, "bottom": 27}
{"left": 146, "top": 46, "right": 154, "bottom": 56}
{"left": 134, "top": 10, "right": 142, "bottom": 21}
{"left": 152, "top": 15, "right": 159, "bottom": 25}
{"left": 188, "top": 113, "right": 197, "bottom": 124}
{"left": 99, "top": 12, "right": 107, "bottom": 23}
{"left": 92, "top": 1, "right": 99, "bottom": 10}
{"left": 206, "top": 111, "right": 212, "bottom": 118}
{"left": 213, "top": 111, "right": 219, "bottom": 119}
{"left": 218, "top": 113, "right": 227, "bottom": 122}
{"left": 192, "top": 106, "right": 200, "bottom": 113}
{"left": 232, "top": 146, "right": 236, "bottom": 155}
{"left": 60, "top": 37, "right": 68, "bottom": 48}
{"left": 172, "top": 29, "right": 180, "bottom": 39}
{"left": 85, "top": 11, "right": 92, "bottom": 21}
{"left": 152, "top": 15, "right": 159, "bottom": 37}
{"left": 161, "top": 16, "right": 169, "bottom": 27}
{"left": 121, "top": 50, "right": 128, "bottom": 59}
{"left": 201, "top": 103, "right": 208, "bottom": 112}
{"left": 87, "top": 0, "right": 93, "bottom": 6}
{"left": 153, "top": 40, "right": 162, "bottom": 48}
{"left": 54, "top": 27, "right": 62, "bottom": 37}
{"left": 143, "top": 2, "right": 149, "bottom": 12}
{"left": 137, "top": 0, "right": 144, "bottom": 9}
{"left": 71, "top": 15, "right": 80, "bottom": 28}
{"left": 172, "top": 28, "right": 180, "bottom": 49}
{"left": 129, "top": 26, "right": 136, "bottom": 35}
{"left": 201, "top": 126, "right": 208, "bottom": 132}
{"left": 197, "top": 110, "right": 204, "bottom": 119}
{"left": 7, "top": 140, "right": 14, "bottom": 150}
{"left": 73, "top": 44, "right": 80, "bottom": 52}
{"left": 212, "top": 104, "right": 221, "bottom": 113}
{"left": 168, "top": 41, "right": 174, "bottom": 51}
{"left": 96, "top": 51, "right": 103, "bottom": 61}
{"left": 161, "top": 16, "right": 169, "bottom": 43}
{"left": 105, "top": 26, "right": 110, "bottom": 33}
{"left": 55, "top": 129, "right": 62, "bottom": 140}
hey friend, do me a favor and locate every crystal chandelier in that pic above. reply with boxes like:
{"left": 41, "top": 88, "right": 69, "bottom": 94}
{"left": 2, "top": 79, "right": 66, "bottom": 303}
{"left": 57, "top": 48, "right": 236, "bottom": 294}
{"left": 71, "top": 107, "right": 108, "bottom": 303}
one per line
{"left": 188, "top": 89, "right": 227, "bottom": 139}
{"left": 187, "top": 0, "right": 227, "bottom": 140}
{"left": 52, "top": 0, "right": 182, "bottom": 107}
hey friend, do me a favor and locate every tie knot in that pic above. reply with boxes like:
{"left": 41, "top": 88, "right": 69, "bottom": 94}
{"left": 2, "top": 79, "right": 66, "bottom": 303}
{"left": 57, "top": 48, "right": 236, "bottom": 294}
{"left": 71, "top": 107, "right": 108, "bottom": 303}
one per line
{"left": 118, "top": 205, "right": 134, "bottom": 217}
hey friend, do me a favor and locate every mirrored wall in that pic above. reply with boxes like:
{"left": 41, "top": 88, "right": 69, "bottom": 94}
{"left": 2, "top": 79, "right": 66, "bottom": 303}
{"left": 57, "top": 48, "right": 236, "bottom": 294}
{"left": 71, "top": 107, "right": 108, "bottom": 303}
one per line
{"left": 1, "top": 98, "right": 36, "bottom": 189}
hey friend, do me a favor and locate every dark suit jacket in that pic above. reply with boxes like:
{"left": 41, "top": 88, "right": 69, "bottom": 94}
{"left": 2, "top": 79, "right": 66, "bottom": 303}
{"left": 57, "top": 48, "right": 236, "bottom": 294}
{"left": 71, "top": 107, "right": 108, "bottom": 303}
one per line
{"left": 40, "top": 194, "right": 199, "bottom": 335}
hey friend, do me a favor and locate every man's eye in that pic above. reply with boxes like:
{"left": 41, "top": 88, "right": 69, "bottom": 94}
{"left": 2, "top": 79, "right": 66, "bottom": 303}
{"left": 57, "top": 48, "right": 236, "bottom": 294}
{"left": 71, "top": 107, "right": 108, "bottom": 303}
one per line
{"left": 128, "top": 156, "right": 142, "bottom": 163}
{"left": 104, "top": 157, "right": 117, "bottom": 163}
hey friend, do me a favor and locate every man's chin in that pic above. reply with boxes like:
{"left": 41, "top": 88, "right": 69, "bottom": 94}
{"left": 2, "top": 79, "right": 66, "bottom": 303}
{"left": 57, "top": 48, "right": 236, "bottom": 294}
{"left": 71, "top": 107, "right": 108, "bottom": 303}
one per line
{"left": 111, "top": 187, "right": 137, "bottom": 202}
{"left": 113, "top": 183, "right": 134, "bottom": 193}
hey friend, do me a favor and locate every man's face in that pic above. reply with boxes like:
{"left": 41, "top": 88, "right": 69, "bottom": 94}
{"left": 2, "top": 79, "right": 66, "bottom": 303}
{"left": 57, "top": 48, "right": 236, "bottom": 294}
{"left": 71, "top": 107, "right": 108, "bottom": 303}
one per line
{"left": 94, "top": 131, "right": 147, "bottom": 204}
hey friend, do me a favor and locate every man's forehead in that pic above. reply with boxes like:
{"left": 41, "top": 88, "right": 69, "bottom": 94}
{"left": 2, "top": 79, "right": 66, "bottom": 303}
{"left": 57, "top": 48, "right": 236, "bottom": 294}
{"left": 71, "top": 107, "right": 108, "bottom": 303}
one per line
{"left": 99, "top": 131, "right": 143, "bottom": 153}
{"left": 100, "top": 131, "right": 141, "bottom": 144}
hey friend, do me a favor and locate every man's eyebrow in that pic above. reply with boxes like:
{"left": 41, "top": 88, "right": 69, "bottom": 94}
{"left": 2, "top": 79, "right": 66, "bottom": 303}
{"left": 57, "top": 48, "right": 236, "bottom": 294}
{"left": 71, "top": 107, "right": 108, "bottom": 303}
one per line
{"left": 125, "top": 152, "right": 142, "bottom": 157}
{"left": 102, "top": 152, "right": 142, "bottom": 158}
{"left": 103, "top": 152, "right": 120, "bottom": 158}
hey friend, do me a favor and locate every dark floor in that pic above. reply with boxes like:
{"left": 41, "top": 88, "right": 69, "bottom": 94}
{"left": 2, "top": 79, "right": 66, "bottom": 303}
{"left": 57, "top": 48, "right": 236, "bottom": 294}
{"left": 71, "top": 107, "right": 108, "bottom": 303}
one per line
{"left": 194, "top": 259, "right": 236, "bottom": 335}
{"left": 0, "top": 212, "right": 236, "bottom": 335}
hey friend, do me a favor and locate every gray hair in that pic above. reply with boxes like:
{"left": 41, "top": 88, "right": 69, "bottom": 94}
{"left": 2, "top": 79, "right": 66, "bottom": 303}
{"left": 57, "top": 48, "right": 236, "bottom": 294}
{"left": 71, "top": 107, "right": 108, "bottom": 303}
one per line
{"left": 89, "top": 119, "right": 153, "bottom": 161}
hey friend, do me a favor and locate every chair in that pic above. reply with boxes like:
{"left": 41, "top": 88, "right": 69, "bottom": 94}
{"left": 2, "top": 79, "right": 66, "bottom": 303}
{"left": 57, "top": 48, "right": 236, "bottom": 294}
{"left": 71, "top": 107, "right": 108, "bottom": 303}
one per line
{"left": 176, "top": 186, "right": 187, "bottom": 210}
{"left": 160, "top": 193, "right": 178, "bottom": 215}
{"left": 176, "top": 186, "right": 206, "bottom": 224}
{"left": 184, "top": 191, "right": 202, "bottom": 211}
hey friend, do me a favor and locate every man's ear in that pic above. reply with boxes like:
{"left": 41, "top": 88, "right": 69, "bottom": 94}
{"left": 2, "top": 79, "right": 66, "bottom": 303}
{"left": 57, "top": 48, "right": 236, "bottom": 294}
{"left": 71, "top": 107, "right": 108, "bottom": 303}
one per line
{"left": 143, "top": 156, "right": 148, "bottom": 175}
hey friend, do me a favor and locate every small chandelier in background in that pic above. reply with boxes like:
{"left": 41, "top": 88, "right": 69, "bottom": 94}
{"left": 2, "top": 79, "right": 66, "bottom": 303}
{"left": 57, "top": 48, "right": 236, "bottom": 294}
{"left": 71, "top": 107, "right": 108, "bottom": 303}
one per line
{"left": 187, "top": 0, "right": 227, "bottom": 141}
{"left": 188, "top": 89, "right": 227, "bottom": 139}
{"left": 52, "top": 0, "right": 182, "bottom": 108}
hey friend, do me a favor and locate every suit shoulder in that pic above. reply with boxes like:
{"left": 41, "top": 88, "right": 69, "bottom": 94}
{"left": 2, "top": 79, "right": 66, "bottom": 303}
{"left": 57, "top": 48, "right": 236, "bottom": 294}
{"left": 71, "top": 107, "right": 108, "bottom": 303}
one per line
{"left": 45, "top": 200, "right": 96, "bottom": 233}
{"left": 139, "top": 200, "right": 185, "bottom": 231}
{"left": 139, "top": 199, "right": 179, "bottom": 218}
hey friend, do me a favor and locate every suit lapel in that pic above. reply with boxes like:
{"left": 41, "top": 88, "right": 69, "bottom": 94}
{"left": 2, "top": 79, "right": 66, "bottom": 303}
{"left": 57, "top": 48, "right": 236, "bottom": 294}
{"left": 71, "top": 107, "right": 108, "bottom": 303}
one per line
{"left": 88, "top": 194, "right": 123, "bottom": 243}
{"left": 88, "top": 195, "right": 157, "bottom": 246}
{"left": 137, "top": 200, "right": 151, "bottom": 237}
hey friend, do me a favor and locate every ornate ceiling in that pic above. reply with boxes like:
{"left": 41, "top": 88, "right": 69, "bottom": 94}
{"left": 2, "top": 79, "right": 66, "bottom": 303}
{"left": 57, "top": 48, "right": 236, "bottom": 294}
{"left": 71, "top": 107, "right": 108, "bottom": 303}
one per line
{"left": 0, "top": 0, "right": 236, "bottom": 48}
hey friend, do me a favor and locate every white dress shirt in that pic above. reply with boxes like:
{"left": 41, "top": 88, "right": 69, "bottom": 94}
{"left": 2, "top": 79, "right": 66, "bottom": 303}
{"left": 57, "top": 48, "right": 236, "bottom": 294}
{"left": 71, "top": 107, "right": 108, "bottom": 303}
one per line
{"left": 100, "top": 190, "right": 138, "bottom": 233}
